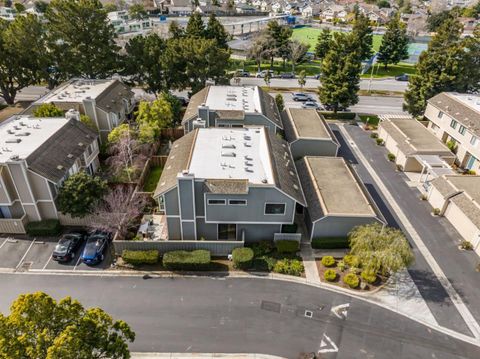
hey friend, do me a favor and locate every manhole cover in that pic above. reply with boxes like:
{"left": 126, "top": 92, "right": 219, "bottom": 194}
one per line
{"left": 304, "top": 310, "right": 313, "bottom": 318}
{"left": 261, "top": 300, "right": 281, "bottom": 313}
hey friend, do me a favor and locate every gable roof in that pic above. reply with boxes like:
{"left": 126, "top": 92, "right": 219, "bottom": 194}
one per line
{"left": 257, "top": 87, "right": 283, "bottom": 129}
{"left": 96, "top": 80, "right": 134, "bottom": 114}
{"left": 26, "top": 119, "right": 98, "bottom": 183}
{"left": 182, "top": 87, "right": 210, "bottom": 125}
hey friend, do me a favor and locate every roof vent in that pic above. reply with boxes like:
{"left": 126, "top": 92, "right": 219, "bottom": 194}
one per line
{"left": 261, "top": 178, "right": 268, "bottom": 184}
{"left": 221, "top": 151, "right": 236, "bottom": 157}
{"left": 245, "top": 167, "right": 253, "bottom": 172}
{"left": 78, "top": 142, "right": 84, "bottom": 147}
{"left": 222, "top": 143, "right": 236, "bottom": 149}
{"left": 244, "top": 142, "right": 252, "bottom": 147}
{"left": 67, "top": 154, "right": 74, "bottom": 158}
{"left": 293, "top": 184, "right": 299, "bottom": 190}
{"left": 9, "top": 154, "right": 20, "bottom": 161}
{"left": 57, "top": 165, "right": 64, "bottom": 170}
{"left": 15, "top": 132, "right": 30, "bottom": 137}
{"left": 5, "top": 138, "right": 21, "bottom": 144}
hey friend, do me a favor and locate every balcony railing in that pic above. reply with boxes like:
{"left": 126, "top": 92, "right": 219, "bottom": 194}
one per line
{"left": 0, "top": 214, "right": 28, "bottom": 234}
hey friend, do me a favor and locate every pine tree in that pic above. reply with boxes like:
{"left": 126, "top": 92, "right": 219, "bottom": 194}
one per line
{"left": 185, "top": 12, "right": 205, "bottom": 38}
{"left": 377, "top": 14, "right": 409, "bottom": 69}
{"left": 205, "top": 13, "right": 228, "bottom": 49}
{"left": 314, "top": 28, "right": 331, "bottom": 61}
{"left": 318, "top": 33, "right": 361, "bottom": 113}
{"left": 351, "top": 13, "right": 373, "bottom": 61}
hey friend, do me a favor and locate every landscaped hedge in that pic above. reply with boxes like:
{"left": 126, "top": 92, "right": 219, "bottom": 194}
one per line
{"left": 320, "top": 112, "right": 356, "bottom": 120}
{"left": 311, "top": 237, "right": 349, "bottom": 249}
{"left": 26, "top": 220, "right": 62, "bottom": 236}
{"left": 343, "top": 273, "right": 360, "bottom": 289}
{"left": 281, "top": 223, "right": 298, "bottom": 233}
{"left": 275, "top": 240, "right": 300, "bottom": 253}
{"left": 232, "top": 247, "right": 254, "bottom": 269}
{"left": 162, "top": 250, "right": 211, "bottom": 271}
{"left": 122, "top": 250, "right": 159, "bottom": 265}
{"left": 324, "top": 269, "right": 337, "bottom": 282}
{"left": 321, "top": 255, "right": 335, "bottom": 267}
{"left": 273, "top": 259, "right": 304, "bottom": 276}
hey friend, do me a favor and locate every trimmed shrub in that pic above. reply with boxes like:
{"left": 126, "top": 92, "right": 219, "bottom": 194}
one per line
{"left": 281, "top": 223, "right": 298, "bottom": 233}
{"left": 337, "top": 260, "right": 346, "bottom": 272}
{"left": 163, "top": 250, "right": 211, "bottom": 271}
{"left": 232, "top": 247, "right": 254, "bottom": 269}
{"left": 433, "top": 208, "right": 441, "bottom": 216}
{"left": 376, "top": 138, "right": 384, "bottom": 146}
{"left": 343, "top": 254, "right": 360, "bottom": 267}
{"left": 122, "top": 250, "right": 159, "bottom": 265}
{"left": 324, "top": 269, "right": 337, "bottom": 282}
{"left": 26, "top": 220, "right": 62, "bottom": 236}
{"left": 311, "top": 237, "right": 349, "bottom": 249}
{"left": 320, "top": 111, "right": 356, "bottom": 120}
{"left": 460, "top": 240, "right": 474, "bottom": 250}
{"left": 370, "top": 132, "right": 379, "bottom": 139}
{"left": 343, "top": 273, "right": 360, "bottom": 288}
{"left": 321, "top": 255, "right": 335, "bottom": 267}
{"left": 273, "top": 259, "right": 304, "bottom": 276}
{"left": 275, "top": 240, "right": 299, "bottom": 253}
{"left": 387, "top": 153, "right": 396, "bottom": 161}
{"left": 250, "top": 240, "right": 274, "bottom": 257}
{"left": 361, "top": 270, "right": 377, "bottom": 284}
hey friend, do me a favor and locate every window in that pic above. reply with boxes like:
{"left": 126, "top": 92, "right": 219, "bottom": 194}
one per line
{"left": 265, "top": 203, "right": 286, "bottom": 215}
{"left": 208, "top": 199, "right": 226, "bottom": 205}
{"left": 459, "top": 125, "right": 466, "bottom": 135}
{"left": 218, "top": 224, "right": 236, "bottom": 240}
{"left": 438, "top": 111, "right": 444, "bottom": 119}
{"left": 470, "top": 136, "right": 478, "bottom": 146}
{"left": 229, "top": 199, "right": 247, "bottom": 205}
{"left": 450, "top": 120, "right": 458, "bottom": 129}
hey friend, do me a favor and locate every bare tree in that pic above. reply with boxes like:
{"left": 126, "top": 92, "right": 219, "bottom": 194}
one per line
{"left": 91, "top": 186, "right": 147, "bottom": 239}
{"left": 247, "top": 34, "right": 272, "bottom": 72}
{"left": 288, "top": 40, "right": 309, "bottom": 73}
{"left": 106, "top": 131, "right": 147, "bottom": 182}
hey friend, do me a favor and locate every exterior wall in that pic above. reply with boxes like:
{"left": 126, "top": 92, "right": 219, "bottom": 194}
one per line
{"left": 244, "top": 114, "right": 277, "bottom": 133}
{"left": 311, "top": 216, "right": 381, "bottom": 239}
{"left": 37, "top": 202, "right": 58, "bottom": 219}
{"left": 195, "top": 218, "right": 281, "bottom": 242}
{"left": 427, "top": 186, "right": 447, "bottom": 211}
{"left": 178, "top": 174, "right": 196, "bottom": 240}
{"left": 185, "top": 112, "right": 279, "bottom": 134}
{"left": 0, "top": 167, "right": 14, "bottom": 204}
{"left": 290, "top": 139, "right": 338, "bottom": 160}
{"left": 27, "top": 171, "right": 51, "bottom": 201}
{"left": 164, "top": 188, "right": 180, "bottom": 216}
{"left": 443, "top": 201, "right": 480, "bottom": 251}
{"left": 95, "top": 109, "right": 111, "bottom": 143}
{"left": 404, "top": 157, "right": 423, "bottom": 172}
{"left": 167, "top": 217, "right": 182, "bottom": 240}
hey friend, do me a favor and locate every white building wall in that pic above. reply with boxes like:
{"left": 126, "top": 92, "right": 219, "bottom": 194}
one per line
{"left": 443, "top": 201, "right": 480, "bottom": 253}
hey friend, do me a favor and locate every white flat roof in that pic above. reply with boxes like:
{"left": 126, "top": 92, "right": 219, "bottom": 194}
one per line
{"left": 450, "top": 93, "right": 480, "bottom": 113}
{"left": 0, "top": 116, "right": 68, "bottom": 163}
{"left": 188, "top": 127, "right": 274, "bottom": 184}
{"left": 35, "top": 79, "right": 115, "bottom": 104}
{"left": 204, "top": 86, "right": 262, "bottom": 113}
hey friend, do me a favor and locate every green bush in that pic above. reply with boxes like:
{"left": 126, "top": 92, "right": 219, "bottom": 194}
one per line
{"left": 273, "top": 259, "right": 304, "bottom": 276}
{"left": 376, "top": 138, "right": 384, "bottom": 146}
{"left": 250, "top": 240, "right": 274, "bottom": 257}
{"left": 281, "top": 223, "right": 298, "bottom": 233}
{"left": 122, "top": 250, "right": 159, "bottom": 265}
{"left": 324, "top": 269, "right": 337, "bottom": 282}
{"left": 343, "top": 254, "right": 360, "bottom": 267}
{"left": 163, "top": 250, "right": 211, "bottom": 271}
{"left": 311, "top": 237, "right": 349, "bottom": 249}
{"left": 370, "top": 132, "right": 379, "bottom": 139}
{"left": 387, "top": 153, "right": 396, "bottom": 161}
{"left": 320, "top": 111, "right": 356, "bottom": 120}
{"left": 321, "top": 255, "right": 335, "bottom": 267}
{"left": 361, "top": 270, "right": 377, "bottom": 284}
{"left": 232, "top": 247, "right": 254, "bottom": 269}
{"left": 275, "top": 240, "right": 299, "bottom": 253}
{"left": 433, "top": 208, "right": 441, "bottom": 216}
{"left": 460, "top": 240, "right": 474, "bottom": 250}
{"left": 337, "top": 260, "right": 346, "bottom": 272}
{"left": 343, "top": 273, "right": 360, "bottom": 288}
{"left": 26, "top": 220, "right": 62, "bottom": 236}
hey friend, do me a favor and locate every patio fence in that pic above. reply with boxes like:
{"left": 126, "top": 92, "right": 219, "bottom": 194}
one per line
{"left": 273, "top": 233, "right": 302, "bottom": 242}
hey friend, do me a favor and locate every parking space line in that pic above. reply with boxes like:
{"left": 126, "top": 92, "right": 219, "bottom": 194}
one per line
{"left": 73, "top": 255, "right": 82, "bottom": 271}
{"left": 0, "top": 238, "right": 8, "bottom": 250}
{"left": 42, "top": 254, "right": 52, "bottom": 270}
{"left": 15, "top": 238, "right": 36, "bottom": 271}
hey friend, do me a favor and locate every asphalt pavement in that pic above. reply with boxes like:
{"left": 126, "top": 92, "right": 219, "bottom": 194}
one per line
{"left": 0, "top": 275, "right": 478, "bottom": 359}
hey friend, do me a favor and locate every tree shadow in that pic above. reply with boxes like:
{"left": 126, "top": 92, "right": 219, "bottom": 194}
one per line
{"left": 331, "top": 128, "right": 359, "bottom": 165}
{"left": 364, "top": 183, "right": 400, "bottom": 229}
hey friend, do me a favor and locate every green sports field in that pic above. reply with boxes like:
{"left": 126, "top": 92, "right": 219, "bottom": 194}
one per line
{"left": 292, "top": 27, "right": 383, "bottom": 52}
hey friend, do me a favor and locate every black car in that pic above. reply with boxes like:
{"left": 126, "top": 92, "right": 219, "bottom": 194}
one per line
{"left": 52, "top": 231, "right": 87, "bottom": 262}
{"left": 395, "top": 73, "right": 409, "bottom": 81}
{"left": 324, "top": 103, "right": 349, "bottom": 112}
{"left": 280, "top": 72, "right": 295, "bottom": 79}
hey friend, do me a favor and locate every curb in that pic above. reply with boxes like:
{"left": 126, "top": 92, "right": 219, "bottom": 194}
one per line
{"left": 131, "top": 353, "right": 286, "bottom": 359}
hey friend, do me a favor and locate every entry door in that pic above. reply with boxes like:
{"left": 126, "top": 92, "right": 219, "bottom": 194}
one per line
{"left": 466, "top": 155, "right": 477, "bottom": 170}
{"left": 218, "top": 224, "right": 237, "bottom": 241}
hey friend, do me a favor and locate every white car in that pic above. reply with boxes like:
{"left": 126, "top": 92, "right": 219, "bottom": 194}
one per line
{"left": 302, "top": 101, "right": 322, "bottom": 110}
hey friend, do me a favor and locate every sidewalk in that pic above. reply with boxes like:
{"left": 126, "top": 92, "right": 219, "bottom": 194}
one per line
{"left": 131, "top": 353, "right": 286, "bottom": 359}
{"left": 300, "top": 243, "right": 321, "bottom": 284}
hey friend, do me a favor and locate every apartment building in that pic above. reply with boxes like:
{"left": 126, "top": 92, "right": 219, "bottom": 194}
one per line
{"left": 425, "top": 93, "right": 480, "bottom": 173}
{"left": 153, "top": 127, "right": 305, "bottom": 242}
{"left": 182, "top": 86, "right": 283, "bottom": 135}
{"left": 26, "top": 78, "right": 135, "bottom": 143}
{"left": 0, "top": 115, "right": 99, "bottom": 234}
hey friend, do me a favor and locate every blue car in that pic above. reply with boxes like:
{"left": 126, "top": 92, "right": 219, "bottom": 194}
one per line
{"left": 81, "top": 231, "right": 110, "bottom": 265}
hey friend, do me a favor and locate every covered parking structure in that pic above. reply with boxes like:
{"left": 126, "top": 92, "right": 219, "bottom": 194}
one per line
{"left": 295, "top": 156, "right": 385, "bottom": 241}
{"left": 378, "top": 116, "right": 455, "bottom": 172}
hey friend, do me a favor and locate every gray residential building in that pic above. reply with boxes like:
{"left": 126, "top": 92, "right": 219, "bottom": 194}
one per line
{"left": 26, "top": 78, "right": 135, "bottom": 143}
{"left": 153, "top": 127, "right": 305, "bottom": 242}
{"left": 0, "top": 115, "right": 99, "bottom": 234}
{"left": 282, "top": 108, "right": 339, "bottom": 160}
{"left": 182, "top": 86, "right": 283, "bottom": 135}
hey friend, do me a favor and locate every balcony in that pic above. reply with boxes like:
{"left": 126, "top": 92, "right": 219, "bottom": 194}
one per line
{"left": 0, "top": 214, "right": 28, "bottom": 234}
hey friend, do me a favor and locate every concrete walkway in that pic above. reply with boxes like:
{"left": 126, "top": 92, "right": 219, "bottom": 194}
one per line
{"left": 300, "top": 243, "right": 321, "bottom": 284}
{"left": 131, "top": 354, "right": 286, "bottom": 359}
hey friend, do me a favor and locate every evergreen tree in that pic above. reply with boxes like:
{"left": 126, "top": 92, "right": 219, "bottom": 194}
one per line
{"left": 169, "top": 20, "right": 184, "bottom": 38}
{"left": 314, "top": 28, "right": 331, "bottom": 61}
{"left": 351, "top": 12, "right": 373, "bottom": 61}
{"left": 377, "top": 14, "right": 409, "bottom": 69}
{"left": 265, "top": 20, "right": 292, "bottom": 67}
{"left": 318, "top": 33, "right": 361, "bottom": 113}
{"left": 205, "top": 13, "right": 229, "bottom": 49}
{"left": 185, "top": 12, "right": 205, "bottom": 38}
{"left": 45, "top": 0, "right": 119, "bottom": 85}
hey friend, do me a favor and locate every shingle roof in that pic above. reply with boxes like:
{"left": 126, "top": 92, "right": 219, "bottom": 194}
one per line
{"left": 258, "top": 87, "right": 283, "bottom": 129}
{"left": 428, "top": 93, "right": 480, "bottom": 137}
{"left": 266, "top": 131, "right": 305, "bottom": 206}
{"left": 96, "top": 80, "right": 134, "bottom": 114}
{"left": 216, "top": 110, "right": 245, "bottom": 120}
{"left": 204, "top": 179, "right": 249, "bottom": 194}
{"left": 26, "top": 119, "right": 98, "bottom": 183}
{"left": 182, "top": 87, "right": 210, "bottom": 125}
{"left": 153, "top": 130, "right": 197, "bottom": 197}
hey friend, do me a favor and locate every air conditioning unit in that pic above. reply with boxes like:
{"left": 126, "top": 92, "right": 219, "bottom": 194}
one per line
{"left": 192, "top": 118, "right": 206, "bottom": 129}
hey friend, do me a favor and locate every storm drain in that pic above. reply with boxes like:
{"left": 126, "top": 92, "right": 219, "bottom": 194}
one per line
{"left": 304, "top": 310, "right": 313, "bottom": 318}
{"left": 260, "top": 300, "right": 281, "bottom": 313}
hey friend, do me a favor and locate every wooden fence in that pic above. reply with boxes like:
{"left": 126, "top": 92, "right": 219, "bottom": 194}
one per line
{"left": 160, "top": 128, "right": 184, "bottom": 140}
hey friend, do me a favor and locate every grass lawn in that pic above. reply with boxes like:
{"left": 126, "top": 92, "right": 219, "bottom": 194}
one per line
{"left": 229, "top": 59, "right": 323, "bottom": 77}
{"left": 362, "top": 62, "right": 416, "bottom": 78}
{"left": 359, "top": 114, "right": 380, "bottom": 126}
{"left": 143, "top": 166, "right": 163, "bottom": 192}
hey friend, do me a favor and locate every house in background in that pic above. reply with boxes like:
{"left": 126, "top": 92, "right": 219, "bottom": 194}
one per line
{"left": 425, "top": 92, "right": 480, "bottom": 173}
{"left": 378, "top": 116, "right": 455, "bottom": 172}
{"left": 0, "top": 7, "right": 16, "bottom": 21}
{"left": 427, "top": 175, "right": 480, "bottom": 254}
{"left": 0, "top": 115, "right": 99, "bottom": 234}
{"left": 281, "top": 108, "right": 339, "bottom": 160}
{"left": 182, "top": 86, "right": 283, "bottom": 135}
{"left": 153, "top": 126, "right": 305, "bottom": 242}
{"left": 296, "top": 156, "right": 385, "bottom": 240}
{"left": 26, "top": 78, "right": 135, "bottom": 143}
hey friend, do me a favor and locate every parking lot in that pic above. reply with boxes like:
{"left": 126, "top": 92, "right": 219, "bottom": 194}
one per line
{"left": 0, "top": 235, "right": 113, "bottom": 272}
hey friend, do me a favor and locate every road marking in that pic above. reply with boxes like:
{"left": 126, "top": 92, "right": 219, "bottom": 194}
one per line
{"left": 338, "top": 124, "right": 480, "bottom": 339}
{"left": 42, "top": 254, "right": 52, "bottom": 270}
{"left": 73, "top": 254, "right": 82, "bottom": 271}
{"left": 0, "top": 238, "right": 8, "bottom": 250}
{"left": 331, "top": 303, "right": 350, "bottom": 320}
{"left": 15, "top": 239, "right": 36, "bottom": 271}
{"left": 318, "top": 333, "right": 338, "bottom": 354}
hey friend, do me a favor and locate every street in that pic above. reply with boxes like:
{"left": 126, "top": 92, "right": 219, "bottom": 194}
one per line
{"left": 0, "top": 275, "right": 478, "bottom": 359}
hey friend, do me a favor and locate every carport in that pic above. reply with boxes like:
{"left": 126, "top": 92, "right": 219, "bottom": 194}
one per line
{"left": 415, "top": 154, "right": 455, "bottom": 184}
